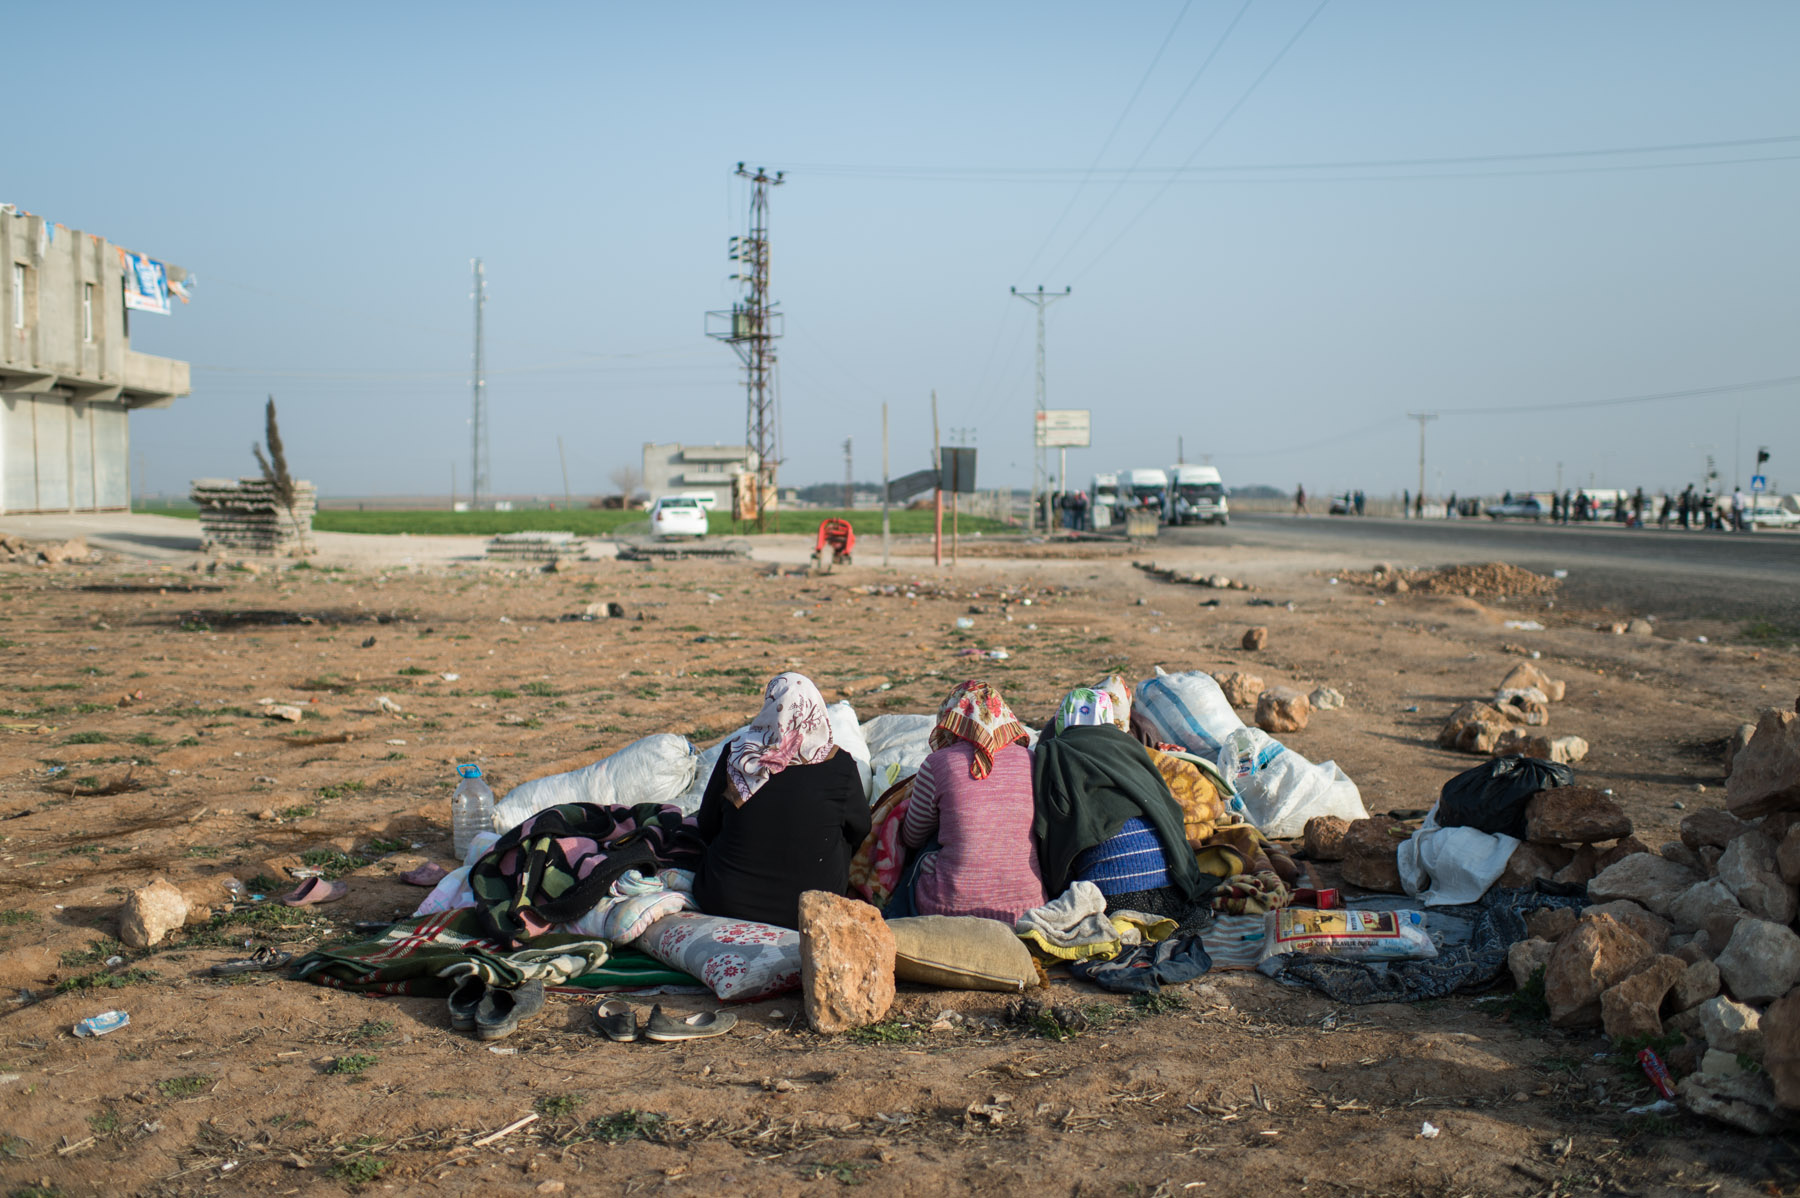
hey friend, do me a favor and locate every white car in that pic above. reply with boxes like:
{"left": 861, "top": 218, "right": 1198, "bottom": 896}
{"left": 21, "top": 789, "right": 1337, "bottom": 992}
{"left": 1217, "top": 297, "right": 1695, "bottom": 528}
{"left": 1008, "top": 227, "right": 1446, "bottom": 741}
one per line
{"left": 649, "top": 495, "right": 708, "bottom": 539}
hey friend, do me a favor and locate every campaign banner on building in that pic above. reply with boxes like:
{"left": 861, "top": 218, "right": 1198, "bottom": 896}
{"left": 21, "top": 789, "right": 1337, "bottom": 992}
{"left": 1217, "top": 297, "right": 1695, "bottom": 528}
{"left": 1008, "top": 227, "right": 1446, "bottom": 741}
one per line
{"left": 121, "top": 250, "right": 171, "bottom": 315}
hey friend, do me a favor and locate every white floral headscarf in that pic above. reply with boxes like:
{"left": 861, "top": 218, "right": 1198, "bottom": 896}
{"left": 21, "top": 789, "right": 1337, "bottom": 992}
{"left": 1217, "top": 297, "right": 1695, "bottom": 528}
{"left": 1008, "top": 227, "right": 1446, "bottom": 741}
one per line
{"left": 724, "top": 672, "right": 835, "bottom": 806}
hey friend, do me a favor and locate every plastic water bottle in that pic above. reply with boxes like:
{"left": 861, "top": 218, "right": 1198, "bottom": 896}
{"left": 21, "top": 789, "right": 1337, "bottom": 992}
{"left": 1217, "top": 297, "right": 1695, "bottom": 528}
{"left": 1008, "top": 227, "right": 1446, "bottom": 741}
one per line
{"left": 451, "top": 764, "right": 495, "bottom": 861}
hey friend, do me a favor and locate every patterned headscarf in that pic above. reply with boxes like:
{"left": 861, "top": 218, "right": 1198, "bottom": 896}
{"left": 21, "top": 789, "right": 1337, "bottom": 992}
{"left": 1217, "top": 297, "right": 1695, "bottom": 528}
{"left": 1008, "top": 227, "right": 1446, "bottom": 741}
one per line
{"left": 1050, "top": 687, "right": 1115, "bottom": 736}
{"left": 724, "top": 672, "right": 835, "bottom": 806}
{"left": 928, "top": 680, "right": 1029, "bottom": 779}
{"left": 1092, "top": 674, "right": 1134, "bottom": 732}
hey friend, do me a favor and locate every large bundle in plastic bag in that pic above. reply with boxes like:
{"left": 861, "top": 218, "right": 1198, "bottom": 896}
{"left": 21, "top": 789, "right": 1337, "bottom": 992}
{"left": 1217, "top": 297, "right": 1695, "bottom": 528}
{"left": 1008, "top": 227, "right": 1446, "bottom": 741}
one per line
{"left": 1397, "top": 808, "right": 1521, "bottom": 907}
{"left": 1134, "top": 667, "right": 1245, "bottom": 757}
{"left": 861, "top": 713, "right": 936, "bottom": 793}
{"left": 492, "top": 734, "right": 699, "bottom": 832}
{"left": 1214, "top": 726, "right": 1368, "bottom": 838}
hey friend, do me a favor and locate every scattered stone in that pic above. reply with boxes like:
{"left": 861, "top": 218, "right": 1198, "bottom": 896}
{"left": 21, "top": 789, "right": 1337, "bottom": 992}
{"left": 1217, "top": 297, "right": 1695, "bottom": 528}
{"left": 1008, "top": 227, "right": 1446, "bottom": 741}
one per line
{"left": 1682, "top": 809, "right": 1753, "bottom": 850}
{"left": 1500, "top": 662, "right": 1566, "bottom": 703}
{"left": 256, "top": 809, "right": 277, "bottom": 821}
{"left": 1586, "top": 853, "right": 1701, "bottom": 918}
{"left": 1583, "top": 900, "right": 1672, "bottom": 952}
{"left": 1495, "top": 731, "right": 1590, "bottom": 764}
{"left": 1526, "top": 907, "right": 1578, "bottom": 942}
{"left": 1725, "top": 722, "right": 1758, "bottom": 779}
{"left": 1255, "top": 687, "right": 1312, "bottom": 734}
{"left": 1497, "top": 842, "right": 1575, "bottom": 888}
{"left": 581, "top": 601, "right": 627, "bottom": 619}
{"left": 1508, "top": 938, "right": 1555, "bottom": 989}
{"left": 1302, "top": 815, "right": 1350, "bottom": 862}
{"left": 1438, "top": 701, "right": 1519, "bottom": 755}
{"left": 118, "top": 878, "right": 189, "bottom": 949}
{"left": 1212, "top": 671, "right": 1265, "bottom": 709}
{"left": 1716, "top": 920, "right": 1800, "bottom": 1005}
{"left": 1495, "top": 692, "right": 1550, "bottom": 727}
{"left": 1666, "top": 878, "right": 1750, "bottom": 937}
{"left": 265, "top": 705, "right": 304, "bottom": 723}
{"left": 1525, "top": 787, "right": 1631, "bottom": 845}
{"left": 1696, "top": 996, "right": 1764, "bottom": 1059}
{"left": 1679, "top": 1067, "right": 1781, "bottom": 1133}
{"left": 1308, "top": 686, "right": 1345, "bottom": 712}
{"left": 1339, "top": 817, "right": 1407, "bottom": 894}
{"left": 1668, "top": 959, "right": 1721, "bottom": 1013}
{"left": 1718, "top": 831, "right": 1798, "bottom": 924}
{"left": 1761, "top": 987, "right": 1800, "bottom": 1110}
{"left": 1241, "top": 626, "right": 1269, "bottom": 651}
{"left": 797, "top": 891, "right": 896, "bottom": 1034}
{"left": 1601, "top": 954, "right": 1685, "bottom": 1040}
{"left": 1551, "top": 844, "right": 1602, "bottom": 888}
{"left": 1626, "top": 617, "right": 1655, "bottom": 636}
{"left": 1544, "top": 914, "right": 1653, "bottom": 1028}
{"left": 1727, "top": 705, "right": 1800, "bottom": 818}
{"left": 38, "top": 537, "right": 92, "bottom": 565}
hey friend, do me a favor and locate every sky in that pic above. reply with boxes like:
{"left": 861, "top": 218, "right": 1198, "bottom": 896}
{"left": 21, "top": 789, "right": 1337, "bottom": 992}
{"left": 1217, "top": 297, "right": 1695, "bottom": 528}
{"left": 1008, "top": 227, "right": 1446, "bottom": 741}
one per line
{"left": 13, "top": 1, "right": 1800, "bottom": 500}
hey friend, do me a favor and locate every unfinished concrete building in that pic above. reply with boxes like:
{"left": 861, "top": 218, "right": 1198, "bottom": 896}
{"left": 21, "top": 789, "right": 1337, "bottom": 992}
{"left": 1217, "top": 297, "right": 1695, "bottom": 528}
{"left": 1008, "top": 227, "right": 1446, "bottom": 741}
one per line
{"left": 0, "top": 205, "right": 191, "bottom": 513}
{"left": 641, "top": 442, "right": 760, "bottom": 511}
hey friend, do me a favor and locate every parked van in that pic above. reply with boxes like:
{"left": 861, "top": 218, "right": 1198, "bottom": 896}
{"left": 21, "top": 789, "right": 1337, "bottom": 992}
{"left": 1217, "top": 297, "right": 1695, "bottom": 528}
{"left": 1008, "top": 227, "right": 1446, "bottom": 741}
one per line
{"left": 1092, "top": 472, "right": 1120, "bottom": 529}
{"left": 1124, "top": 469, "right": 1169, "bottom": 520}
{"left": 1166, "top": 465, "right": 1229, "bottom": 526}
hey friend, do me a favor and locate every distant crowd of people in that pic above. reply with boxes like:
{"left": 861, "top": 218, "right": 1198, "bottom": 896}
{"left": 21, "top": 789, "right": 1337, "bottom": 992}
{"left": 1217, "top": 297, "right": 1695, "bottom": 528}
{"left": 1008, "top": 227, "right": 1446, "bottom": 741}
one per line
{"left": 1285, "top": 484, "right": 1760, "bottom": 529}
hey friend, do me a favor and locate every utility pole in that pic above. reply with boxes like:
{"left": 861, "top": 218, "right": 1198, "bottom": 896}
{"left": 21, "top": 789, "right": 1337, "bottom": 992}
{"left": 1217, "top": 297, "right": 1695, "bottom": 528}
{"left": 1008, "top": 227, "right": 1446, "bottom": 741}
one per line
{"left": 471, "top": 259, "right": 489, "bottom": 510}
{"left": 557, "top": 435, "right": 571, "bottom": 507}
{"left": 1406, "top": 412, "right": 1437, "bottom": 516}
{"left": 932, "top": 390, "right": 943, "bottom": 568}
{"left": 842, "top": 437, "right": 853, "bottom": 509}
{"left": 881, "top": 403, "right": 891, "bottom": 567}
{"left": 708, "top": 165, "right": 786, "bottom": 530}
{"left": 1012, "top": 285, "right": 1070, "bottom": 533}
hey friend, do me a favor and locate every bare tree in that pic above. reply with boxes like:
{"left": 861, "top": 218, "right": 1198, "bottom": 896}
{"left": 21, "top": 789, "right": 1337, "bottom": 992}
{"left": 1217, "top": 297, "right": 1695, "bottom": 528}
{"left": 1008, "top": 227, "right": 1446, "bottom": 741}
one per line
{"left": 251, "top": 396, "right": 303, "bottom": 535}
{"left": 609, "top": 464, "right": 644, "bottom": 505}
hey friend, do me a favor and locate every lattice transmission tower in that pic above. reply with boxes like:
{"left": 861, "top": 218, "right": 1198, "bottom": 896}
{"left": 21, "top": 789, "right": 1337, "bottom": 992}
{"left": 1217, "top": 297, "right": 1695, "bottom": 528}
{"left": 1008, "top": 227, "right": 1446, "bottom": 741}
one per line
{"left": 707, "top": 164, "right": 786, "bottom": 528}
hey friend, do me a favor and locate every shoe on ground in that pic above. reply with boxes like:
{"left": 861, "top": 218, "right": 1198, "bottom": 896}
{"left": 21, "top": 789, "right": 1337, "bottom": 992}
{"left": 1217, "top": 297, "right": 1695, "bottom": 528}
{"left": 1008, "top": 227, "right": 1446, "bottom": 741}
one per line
{"left": 475, "top": 979, "right": 545, "bottom": 1041}
{"left": 642, "top": 1004, "right": 737, "bottom": 1042}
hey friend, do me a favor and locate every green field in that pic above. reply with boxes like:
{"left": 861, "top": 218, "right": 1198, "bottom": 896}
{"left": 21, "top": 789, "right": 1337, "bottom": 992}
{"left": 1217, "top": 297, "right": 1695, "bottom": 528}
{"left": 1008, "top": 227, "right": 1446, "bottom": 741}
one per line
{"left": 138, "top": 503, "right": 1012, "bottom": 538}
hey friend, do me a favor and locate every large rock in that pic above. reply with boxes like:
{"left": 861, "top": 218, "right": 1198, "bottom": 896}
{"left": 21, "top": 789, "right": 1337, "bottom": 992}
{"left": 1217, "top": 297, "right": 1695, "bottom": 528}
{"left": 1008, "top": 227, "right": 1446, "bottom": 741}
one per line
{"left": 1727, "top": 705, "right": 1800, "bottom": 818}
{"left": 1718, "top": 831, "right": 1798, "bottom": 924}
{"left": 1696, "top": 996, "right": 1764, "bottom": 1059}
{"left": 1437, "top": 702, "right": 1517, "bottom": 755}
{"left": 1543, "top": 914, "right": 1654, "bottom": 1028}
{"left": 1497, "top": 841, "right": 1574, "bottom": 888}
{"left": 1212, "top": 671, "right": 1265, "bottom": 709}
{"left": 1525, "top": 787, "right": 1631, "bottom": 845}
{"left": 1339, "top": 817, "right": 1406, "bottom": 894}
{"left": 797, "top": 891, "right": 896, "bottom": 1033}
{"left": 1601, "top": 954, "right": 1686, "bottom": 1041}
{"left": 1500, "top": 662, "right": 1565, "bottom": 703}
{"left": 1682, "top": 808, "right": 1753, "bottom": 850}
{"left": 1308, "top": 686, "right": 1346, "bottom": 712}
{"left": 1255, "top": 687, "right": 1312, "bottom": 734}
{"left": 1583, "top": 900, "right": 1671, "bottom": 952}
{"left": 1780, "top": 826, "right": 1800, "bottom": 886}
{"left": 1725, "top": 722, "right": 1758, "bottom": 779}
{"left": 1302, "top": 815, "right": 1350, "bottom": 862}
{"left": 38, "top": 537, "right": 90, "bottom": 565}
{"left": 1667, "top": 879, "right": 1746, "bottom": 936}
{"left": 118, "top": 878, "right": 188, "bottom": 948}
{"left": 1509, "top": 938, "right": 1555, "bottom": 989}
{"left": 1587, "top": 853, "right": 1701, "bottom": 919}
{"left": 1493, "top": 731, "right": 1588, "bottom": 764}
{"left": 1659, "top": 841, "right": 1706, "bottom": 874}
{"left": 1526, "top": 906, "right": 1578, "bottom": 942}
{"left": 1679, "top": 1067, "right": 1782, "bottom": 1134}
{"left": 1496, "top": 692, "right": 1550, "bottom": 727}
{"left": 1668, "top": 959, "right": 1721, "bottom": 1014}
{"left": 1762, "top": 987, "right": 1800, "bottom": 1110}
{"left": 1716, "top": 919, "right": 1800, "bottom": 1005}
{"left": 1241, "top": 626, "right": 1269, "bottom": 651}
{"left": 1554, "top": 844, "right": 1601, "bottom": 888}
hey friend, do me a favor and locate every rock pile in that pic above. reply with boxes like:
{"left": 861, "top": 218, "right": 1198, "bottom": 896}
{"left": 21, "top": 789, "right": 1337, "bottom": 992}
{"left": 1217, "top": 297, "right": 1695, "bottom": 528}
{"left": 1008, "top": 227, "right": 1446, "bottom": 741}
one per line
{"left": 1436, "top": 661, "right": 1584, "bottom": 761}
{"left": 0, "top": 534, "right": 102, "bottom": 566}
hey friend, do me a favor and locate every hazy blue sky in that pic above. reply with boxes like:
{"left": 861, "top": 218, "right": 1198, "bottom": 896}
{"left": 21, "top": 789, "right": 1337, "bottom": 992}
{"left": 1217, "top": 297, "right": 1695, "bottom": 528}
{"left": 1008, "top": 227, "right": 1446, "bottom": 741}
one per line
{"left": 15, "top": 1, "right": 1799, "bottom": 499}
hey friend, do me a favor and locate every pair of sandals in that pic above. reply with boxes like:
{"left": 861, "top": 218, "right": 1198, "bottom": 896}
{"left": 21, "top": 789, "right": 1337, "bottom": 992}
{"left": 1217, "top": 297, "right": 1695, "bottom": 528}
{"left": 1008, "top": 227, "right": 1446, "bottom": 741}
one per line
{"left": 594, "top": 1001, "right": 735, "bottom": 1043}
{"left": 448, "top": 976, "right": 545, "bottom": 1041}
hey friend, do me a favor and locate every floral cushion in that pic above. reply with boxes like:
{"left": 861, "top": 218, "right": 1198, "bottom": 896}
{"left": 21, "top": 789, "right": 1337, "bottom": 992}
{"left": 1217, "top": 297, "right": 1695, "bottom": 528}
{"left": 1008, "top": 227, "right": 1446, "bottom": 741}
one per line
{"left": 638, "top": 911, "right": 801, "bottom": 1002}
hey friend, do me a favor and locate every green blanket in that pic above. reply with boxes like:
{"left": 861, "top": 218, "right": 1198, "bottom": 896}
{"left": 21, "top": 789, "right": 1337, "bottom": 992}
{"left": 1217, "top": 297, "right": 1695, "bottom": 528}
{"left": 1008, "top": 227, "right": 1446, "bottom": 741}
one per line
{"left": 1032, "top": 723, "right": 1205, "bottom": 901}
{"left": 291, "top": 909, "right": 613, "bottom": 997}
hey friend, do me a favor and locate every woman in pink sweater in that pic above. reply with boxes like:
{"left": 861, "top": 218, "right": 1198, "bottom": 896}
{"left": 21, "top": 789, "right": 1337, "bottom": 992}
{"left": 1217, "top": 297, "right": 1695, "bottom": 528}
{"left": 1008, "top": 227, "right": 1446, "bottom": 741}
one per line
{"left": 897, "top": 680, "right": 1046, "bottom": 923}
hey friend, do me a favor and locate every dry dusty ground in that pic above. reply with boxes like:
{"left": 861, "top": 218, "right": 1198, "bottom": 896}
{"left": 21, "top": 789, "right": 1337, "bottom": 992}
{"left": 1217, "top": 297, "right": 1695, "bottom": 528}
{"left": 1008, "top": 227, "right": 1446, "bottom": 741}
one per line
{"left": 0, "top": 536, "right": 1794, "bottom": 1197}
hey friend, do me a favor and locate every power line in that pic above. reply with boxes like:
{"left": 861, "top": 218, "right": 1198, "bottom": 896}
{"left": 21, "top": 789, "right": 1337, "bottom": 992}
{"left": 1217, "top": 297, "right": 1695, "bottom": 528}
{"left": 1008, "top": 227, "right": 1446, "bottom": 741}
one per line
{"left": 1015, "top": 0, "right": 1197, "bottom": 283}
{"left": 1435, "top": 372, "right": 1800, "bottom": 415}
{"left": 1071, "top": 0, "right": 1333, "bottom": 284}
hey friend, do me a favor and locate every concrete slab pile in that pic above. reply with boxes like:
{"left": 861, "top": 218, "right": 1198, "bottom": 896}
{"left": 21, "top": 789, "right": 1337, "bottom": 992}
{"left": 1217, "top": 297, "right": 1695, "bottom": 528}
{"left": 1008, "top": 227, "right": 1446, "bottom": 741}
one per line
{"left": 189, "top": 477, "right": 316, "bottom": 556}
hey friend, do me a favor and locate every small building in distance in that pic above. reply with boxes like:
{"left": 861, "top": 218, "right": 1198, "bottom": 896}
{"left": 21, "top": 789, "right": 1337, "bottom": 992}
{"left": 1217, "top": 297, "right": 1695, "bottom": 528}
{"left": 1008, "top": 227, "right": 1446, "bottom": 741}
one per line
{"left": 641, "top": 442, "right": 761, "bottom": 511}
{"left": 1, "top": 205, "right": 192, "bottom": 513}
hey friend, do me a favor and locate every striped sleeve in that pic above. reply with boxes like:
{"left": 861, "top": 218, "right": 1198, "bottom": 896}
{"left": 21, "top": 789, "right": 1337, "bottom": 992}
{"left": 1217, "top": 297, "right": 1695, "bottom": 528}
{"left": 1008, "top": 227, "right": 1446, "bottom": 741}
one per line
{"left": 900, "top": 756, "right": 940, "bottom": 849}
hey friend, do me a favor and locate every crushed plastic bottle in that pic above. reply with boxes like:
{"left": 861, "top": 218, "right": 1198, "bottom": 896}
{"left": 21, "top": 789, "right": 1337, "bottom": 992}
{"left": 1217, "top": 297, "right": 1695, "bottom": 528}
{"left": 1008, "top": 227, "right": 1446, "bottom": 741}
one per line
{"left": 452, "top": 764, "right": 496, "bottom": 861}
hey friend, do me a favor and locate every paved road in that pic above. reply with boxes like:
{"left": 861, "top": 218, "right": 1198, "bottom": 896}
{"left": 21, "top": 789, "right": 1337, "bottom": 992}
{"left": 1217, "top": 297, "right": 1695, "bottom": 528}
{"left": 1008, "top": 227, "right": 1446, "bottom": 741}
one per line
{"left": 1161, "top": 513, "right": 1799, "bottom": 625}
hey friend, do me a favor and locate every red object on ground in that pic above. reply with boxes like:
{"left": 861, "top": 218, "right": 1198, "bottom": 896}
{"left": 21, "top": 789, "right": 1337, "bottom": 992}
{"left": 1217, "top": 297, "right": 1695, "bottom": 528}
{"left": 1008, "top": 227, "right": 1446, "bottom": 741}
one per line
{"left": 1637, "top": 1049, "right": 1676, "bottom": 1100}
{"left": 815, "top": 518, "right": 855, "bottom": 562}
{"left": 1292, "top": 888, "right": 1340, "bottom": 909}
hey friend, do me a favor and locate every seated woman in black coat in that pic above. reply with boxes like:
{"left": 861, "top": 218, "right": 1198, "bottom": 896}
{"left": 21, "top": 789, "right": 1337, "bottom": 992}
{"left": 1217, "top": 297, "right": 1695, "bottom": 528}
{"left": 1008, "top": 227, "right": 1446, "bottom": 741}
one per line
{"left": 693, "top": 672, "right": 870, "bottom": 929}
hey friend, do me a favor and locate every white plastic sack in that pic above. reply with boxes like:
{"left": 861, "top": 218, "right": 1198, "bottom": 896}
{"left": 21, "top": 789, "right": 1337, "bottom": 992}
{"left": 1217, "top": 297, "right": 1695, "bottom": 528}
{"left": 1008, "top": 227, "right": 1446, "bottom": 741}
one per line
{"left": 413, "top": 829, "right": 502, "bottom": 916}
{"left": 1214, "top": 727, "right": 1368, "bottom": 838}
{"left": 492, "top": 733, "right": 699, "bottom": 833}
{"left": 1135, "top": 667, "right": 1246, "bottom": 757}
{"left": 677, "top": 729, "right": 742, "bottom": 814}
{"left": 826, "top": 700, "right": 874, "bottom": 801}
{"left": 1397, "top": 807, "right": 1520, "bottom": 907}
{"left": 861, "top": 713, "right": 936, "bottom": 794}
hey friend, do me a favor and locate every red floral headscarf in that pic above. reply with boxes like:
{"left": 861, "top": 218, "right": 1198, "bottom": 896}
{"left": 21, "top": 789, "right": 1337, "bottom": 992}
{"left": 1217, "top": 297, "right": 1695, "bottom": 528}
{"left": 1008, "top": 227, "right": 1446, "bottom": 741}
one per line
{"left": 928, "top": 680, "right": 1029, "bottom": 779}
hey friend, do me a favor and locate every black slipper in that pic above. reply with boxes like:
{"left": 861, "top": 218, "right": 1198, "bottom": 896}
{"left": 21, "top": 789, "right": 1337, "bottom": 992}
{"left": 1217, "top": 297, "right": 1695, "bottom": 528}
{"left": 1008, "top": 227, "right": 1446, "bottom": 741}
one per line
{"left": 447, "top": 973, "right": 488, "bottom": 1033}
{"left": 476, "top": 979, "right": 546, "bottom": 1041}
{"left": 593, "top": 999, "right": 639, "bottom": 1042}
{"left": 642, "top": 1005, "right": 736, "bottom": 1042}
{"left": 208, "top": 946, "right": 293, "bottom": 976}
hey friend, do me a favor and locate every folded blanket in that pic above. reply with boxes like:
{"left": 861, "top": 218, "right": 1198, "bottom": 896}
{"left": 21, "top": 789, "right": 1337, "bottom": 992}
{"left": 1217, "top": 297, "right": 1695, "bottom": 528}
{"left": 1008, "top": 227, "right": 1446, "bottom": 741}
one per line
{"left": 291, "top": 910, "right": 611, "bottom": 997}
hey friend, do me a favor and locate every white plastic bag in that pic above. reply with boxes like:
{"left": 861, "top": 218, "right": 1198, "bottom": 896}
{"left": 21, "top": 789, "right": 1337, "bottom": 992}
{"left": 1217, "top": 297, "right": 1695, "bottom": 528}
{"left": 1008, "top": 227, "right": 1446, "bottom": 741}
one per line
{"left": 1135, "top": 667, "right": 1245, "bottom": 757}
{"left": 1214, "top": 727, "right": 1368, "bottom": 838}
{"left": 861, "top": 713, "right": 936, "bottom": 793}
{"left": 1397, "top": 807, "right": 1520, "bottom": 906}
{"left": 676, "top": 728, "right": 742, "bottom": 815}
{"left": 826, "top": 700, "right": 874, "bottom": 801}
{"left": 492, "top": 733, "right": 699, "bottom": 833}
{"left": 412, "top": 829, "right": 502, "bottom": 916}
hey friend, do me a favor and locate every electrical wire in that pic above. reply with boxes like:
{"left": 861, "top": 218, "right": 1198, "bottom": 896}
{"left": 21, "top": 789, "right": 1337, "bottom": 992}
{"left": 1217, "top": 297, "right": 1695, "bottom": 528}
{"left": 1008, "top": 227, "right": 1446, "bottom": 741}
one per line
{"left": 1435, "top": 372, "right": 1800, "bottom": 415}
{"left": 1014, "top": 0, "right": 1196, "bottom": 284}
{"left": 1069, "top": 0, "right": 1333, "bottom": 284}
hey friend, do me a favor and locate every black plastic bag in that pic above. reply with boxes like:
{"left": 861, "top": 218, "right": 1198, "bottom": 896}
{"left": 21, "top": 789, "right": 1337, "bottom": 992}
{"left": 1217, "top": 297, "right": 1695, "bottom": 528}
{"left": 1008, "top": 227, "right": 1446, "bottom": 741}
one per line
{"left": 1436, "top": 756, "right": 1574, "bottom": 838}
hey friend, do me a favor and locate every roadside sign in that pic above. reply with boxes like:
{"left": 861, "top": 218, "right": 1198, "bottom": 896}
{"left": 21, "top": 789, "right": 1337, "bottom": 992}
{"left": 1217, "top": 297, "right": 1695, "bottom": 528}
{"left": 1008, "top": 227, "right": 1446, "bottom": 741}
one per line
{"left": 1034, "top": 409, "right": 1090, "bottom": 448}
{"left": 1752, "top": 475, "right": 1768, "bottom": 493}
{"left": 938, "top": 447, "right": 977, "bottom": 493}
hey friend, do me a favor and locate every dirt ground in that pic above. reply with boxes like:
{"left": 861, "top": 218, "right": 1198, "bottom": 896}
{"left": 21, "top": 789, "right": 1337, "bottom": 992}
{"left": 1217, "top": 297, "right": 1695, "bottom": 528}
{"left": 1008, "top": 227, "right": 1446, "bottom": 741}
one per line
{"left": 0, "top": 537, "right": 1794, "bottom": 1197}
